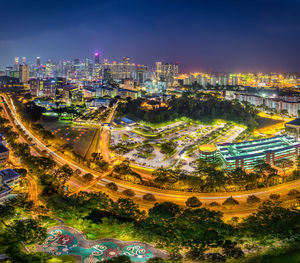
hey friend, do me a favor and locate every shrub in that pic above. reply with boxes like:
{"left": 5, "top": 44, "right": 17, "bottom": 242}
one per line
{"left": 122, "top": 189, "right": 135, "bottom": 197}
{"left": 269, "top": 193, "right": 280, "bottom": 200}
{"left": 209, "top": 202, "right": 220, "bottom": 206}
{"left": 223, "top": 196, "right": 239, "bottom": 206}
{"left": 288, "top": 189, "right": 300, "bottom": 196}
{"left": 143, "top": 193, "right": 156, "bottom": 202}
{"left": 185, "top": 196, "right": 202, "bottom": 207}
{"left": 106, "top": 182, "right": 118, "bottom": 192}
{"left": 82, "top": 173, "right": 94, "bottom": 182}
{"left": 247, "top": 195, "right": 261, "bottom": 204}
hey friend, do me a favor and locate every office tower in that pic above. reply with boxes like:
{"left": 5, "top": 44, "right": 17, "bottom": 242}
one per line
{"left": 136, "top": 64, "right": 148, "bottom": 84}
{"left": 19, "top": 64, "right": 29, "bottom": 83}
{"left": 85, "top": 58, "right": 93, "bottom": 78}
{"left": 94, "top": 51, "right": 100, "bottom": 65}
{"left": 155, "top": 62, "right": 163, "bottom": 80}
{"left": 162, "top": 62, "right": 179, "bottom": 87}
{"left": 5, "top": 67, "right": 13, "bottom": 77}
{"left": 102, "top": 57, "right": 135, "bottom": 81}
{"left": 14, "top": 57, "right": 19, "bottom": 70}
{"left": 36, "top": 57, "right": 41, "bottom": 67}
{"left": 22, "top": 57, "right": 26, "bottom": 64}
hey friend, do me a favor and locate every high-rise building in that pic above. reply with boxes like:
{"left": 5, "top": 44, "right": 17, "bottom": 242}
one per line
{"left": 94, "top": 52, "right": 100, "bottom": 65}
{"left": 155, "top": 62, "right": 163, "bottom": 80}
{"left": 210, "top": 76, "right": 217, "bottom": 86}
{"left": 162, "top": 62, "right": 179, "bottom": 87}
{"left": 201, "top": 76, "right": 208, "bottom": 87}
{"left": 232, "top": 76, "right": 238, "bottom": 86}
{"left": 102, "top": 57, "right": 135, "bottom": 81}
{"left": 136, "top": 64, "right": 148, "bottom": 84}
{"left": 19, "top": 64, "right": 29, "bottom": 83}
{"left": 36, "top": 57, "right": 41, "bottom": 67}
{"left": 22, "top": 57, "right": 26, "bottom": 64}
{"left": 14, "top": 57, "right": 19, "bottom": 70}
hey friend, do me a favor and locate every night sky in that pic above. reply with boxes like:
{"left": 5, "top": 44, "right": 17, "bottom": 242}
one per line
{"left": 0, "top": 0, "right": 300, "bottom": 73}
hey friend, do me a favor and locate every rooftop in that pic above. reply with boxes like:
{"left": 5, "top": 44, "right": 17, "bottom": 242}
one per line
{"left": 0, "top": 169, "right": 20, "bottom": 184}
{"left": 0, "top": 144, "right": 8, "bottom": 153}
{"left": 286, "top": 118, "right": 300, "bottom": 126}
{"left": 218, "top": 135, "right": 299, "bottom": 161}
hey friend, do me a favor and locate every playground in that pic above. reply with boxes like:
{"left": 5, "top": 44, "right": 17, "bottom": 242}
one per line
{"left": 38, "top": 226, "right": 166, "bottom": 262}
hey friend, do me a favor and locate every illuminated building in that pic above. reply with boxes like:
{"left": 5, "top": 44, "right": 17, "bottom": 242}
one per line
{"left": 29, "top": 78, "right": 57, "bottom": 97}
{"left": 123, "top": 78, "right": 135, "bottom": 90}
{"left": 217, "top": 135, "right": 300, "bottom": 170}
{"left": 155, "top": 62, "right": 163, "bottom": 80}
{"left": 145, "top": 79, "right": 167, "bottom": 94}
{"left": 136, "top": 64, "right": 148, "bottom": 84}
{"left": 94, "top": 51, "right": 100, "bottom": 65}
{"left": 19, "top": 64, "right": 29, "bottom": 83}
{"left": 36, "top": 57, "right": 41, "bottom": 67}
{"left": 201, "top": 76, "right": 208, "bottom": 87}
{"left": 14, "top": 57, "right": 19, "bottom": 70}
{"left": 231, "top": 75, "right": 238, "bottom": 86}
{"left": 199, "top": 144, "right": 218, "bottom": 162}
{"left": 210, "top": 76, "right": 217, "bottom": 86}
{"left": 102, "top": 57, "right": 136, "bottom": 81}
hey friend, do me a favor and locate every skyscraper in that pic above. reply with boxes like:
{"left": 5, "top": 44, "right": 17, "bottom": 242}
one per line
{"left": 36, "top": 57, "right": 41, "bottom": 67}
{"left": 14, "top": 57, "right": 19, "bottom": 70}
{"left": 19, "top": 64, "right": 29, "bottom": 83}
{"left": 94, "top": 52, "right": 100, "bottom": 65}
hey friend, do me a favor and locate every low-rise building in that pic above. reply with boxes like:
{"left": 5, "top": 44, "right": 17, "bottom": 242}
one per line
{"left": 217, "top": 135, "right": 300, "bottom": 170}
{"left": 0, "top": 143, "right": 9, "bottom": 163}
{"left": 0, "top": 169, "right": 20, "bottom": 201}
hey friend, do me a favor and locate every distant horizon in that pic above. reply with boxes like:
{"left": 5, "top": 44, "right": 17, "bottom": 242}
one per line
{"left": 2, "top": 55, "right": 300, "bottom": 75}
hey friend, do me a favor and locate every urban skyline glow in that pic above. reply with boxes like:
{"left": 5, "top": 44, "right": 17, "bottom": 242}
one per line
{"left": 0, "top": 0, "right": 300, "bottom": 72}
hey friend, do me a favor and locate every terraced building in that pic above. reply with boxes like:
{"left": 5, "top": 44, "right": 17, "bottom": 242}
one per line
{"left": 217, "top": 135, "right": 300, "bottom": 170}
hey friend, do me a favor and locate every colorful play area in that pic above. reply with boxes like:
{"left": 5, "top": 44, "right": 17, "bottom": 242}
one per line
{"left": 41, "top": 228, "right": 157, "bottom": 262}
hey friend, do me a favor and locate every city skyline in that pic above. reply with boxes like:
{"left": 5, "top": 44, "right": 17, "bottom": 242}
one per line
{"left": 1, "top": 0, "right": 300, "bottom": 72}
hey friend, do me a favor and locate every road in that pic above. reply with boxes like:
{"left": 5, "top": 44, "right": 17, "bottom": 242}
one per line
{"left": 0, "top": 96, "right": 41, "bottom": 205}
{"left": 3, "top": 94, "right": 300, "bottom": 218}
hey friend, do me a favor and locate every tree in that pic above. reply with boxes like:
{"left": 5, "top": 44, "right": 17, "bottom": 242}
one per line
{"left": 246, "top": 195, "right": 261, "bottom": 205}
{"left": 0, "top": 204, "right": 16, "bottom": 223}
{"left": 287, "top": 189, "right": 300, "bottom": 196}
{"left": 106, "top": 182, "right": 118, "bottom": 191}
{"left": 115, "top": 198, "right": 143, "bottom": 221}
{"left": 241, "top": 200, "right": 300, "bottom": 238}
{"left": 269, "top": 193, "right": 280, "bottom": 200}
{"left": 103, "top": 255, "right": 131, "bottom": 263}
{"left": 122, "top": 189, "right": 135, "bottom": 197}
{"left": 82, "top": 173, "right": 94, "bottom": 182}
{"left": 275, "top": 158, "right": 294, "bottom": 176}
{"left": 143, "top": 193, "right": 156, "bottom": 202}
{"left": 10, "top": 219, "right": 47, "bottom": 244}
{"left": 222, "top": 240, "right": 244, "bottom": 259}
{"left": 186, "top": 196, "right": 202, "bottom": 208}
{"left": 222, "top": 197, "right": 239, "bottom": 206}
